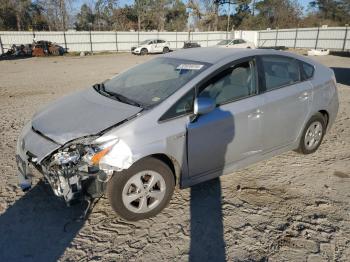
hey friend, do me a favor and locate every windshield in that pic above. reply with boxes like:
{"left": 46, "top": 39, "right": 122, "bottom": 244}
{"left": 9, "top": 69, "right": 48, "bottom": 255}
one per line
{"left": 217, "top": 40, "right": 231, "bottom": 45}
{"left": 102, "top": 57, "right": 210, "bottom": 108}
{"left": 139, "top": 40, "right": 151, "bottom": 45}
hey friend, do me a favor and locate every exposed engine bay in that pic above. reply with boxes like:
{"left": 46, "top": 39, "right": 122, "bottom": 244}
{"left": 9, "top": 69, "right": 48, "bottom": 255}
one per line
{"left": 37, "top": 136, "right": 116, "bottom": 204}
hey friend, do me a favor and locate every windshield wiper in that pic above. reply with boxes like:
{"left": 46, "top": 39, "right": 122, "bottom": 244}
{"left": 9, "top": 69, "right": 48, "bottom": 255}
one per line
{"left": 93, "top": 83, "right": 143, "bottom": 108}
{"left": 93, "top": 83, "right": 110, "bottom": 96}
{"left": 109, "top": 92, "right": 143, "bottom": 108}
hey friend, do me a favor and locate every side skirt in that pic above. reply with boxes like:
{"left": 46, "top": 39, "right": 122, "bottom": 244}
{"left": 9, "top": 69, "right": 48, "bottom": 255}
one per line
{"left": 180, "top": 141, "right": 298, "bottom": 188}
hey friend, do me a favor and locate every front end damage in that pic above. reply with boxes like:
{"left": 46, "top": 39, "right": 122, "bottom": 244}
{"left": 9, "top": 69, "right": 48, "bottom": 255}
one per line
{"left": 16, "top": 123, "right": 133, "bottom": 205}
{"left": 15, "top": 87, "right": 141, "bottom": 205}
{"left": 40, "top": 138, "right": 115, "bottom": 203}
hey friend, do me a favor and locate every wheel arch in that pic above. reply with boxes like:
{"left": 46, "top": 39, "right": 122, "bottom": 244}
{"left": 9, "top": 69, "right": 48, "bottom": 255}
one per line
{"left": 131, "top": 153, "right": 182, "bottom": 187}
{"left": 318, "top": 109, "right": 329, "bottom": 127}
{"left": 295, "top": 110, "right": 329, "bottom": 151}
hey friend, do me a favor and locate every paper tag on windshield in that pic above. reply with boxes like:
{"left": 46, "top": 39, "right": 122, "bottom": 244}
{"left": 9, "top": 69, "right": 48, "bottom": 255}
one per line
{"left": 176, "top": 64, "right": 203, "bottom": 70}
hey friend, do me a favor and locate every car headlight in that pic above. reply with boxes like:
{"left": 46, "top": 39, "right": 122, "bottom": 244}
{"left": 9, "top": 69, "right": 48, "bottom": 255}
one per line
{"left": 85, "top": 135, "right": 119, "bottom": 166}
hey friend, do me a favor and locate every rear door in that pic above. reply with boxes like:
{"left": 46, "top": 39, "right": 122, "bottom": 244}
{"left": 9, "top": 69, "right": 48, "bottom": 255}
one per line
{"left": 187, "top": 58, "right": 264, "bottom": 177}
{"left": 257, "top": 55, "right": 312, "bottom": 152}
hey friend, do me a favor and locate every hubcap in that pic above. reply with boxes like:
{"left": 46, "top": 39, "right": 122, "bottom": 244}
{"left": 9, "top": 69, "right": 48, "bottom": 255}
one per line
{"left": 304, "top": 121, "right": 323, "bottom": 151}
{"left": 122, "top": 171, "right": 166, "bottom": 214}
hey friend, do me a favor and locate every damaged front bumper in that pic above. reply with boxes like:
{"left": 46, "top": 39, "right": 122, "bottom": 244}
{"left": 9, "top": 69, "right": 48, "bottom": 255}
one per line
{"left": 16, "top": 122, "right": 115, "bottom": 204}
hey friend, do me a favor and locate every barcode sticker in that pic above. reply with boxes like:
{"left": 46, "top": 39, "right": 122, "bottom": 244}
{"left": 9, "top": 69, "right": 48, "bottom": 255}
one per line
{"left": 176, "top": 64, "right": 204, "bottom": 70}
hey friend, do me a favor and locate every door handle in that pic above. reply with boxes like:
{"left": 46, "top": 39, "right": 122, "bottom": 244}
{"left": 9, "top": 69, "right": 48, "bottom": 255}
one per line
{"left": 248, "top": 109, "right": 263, "bottom": 118}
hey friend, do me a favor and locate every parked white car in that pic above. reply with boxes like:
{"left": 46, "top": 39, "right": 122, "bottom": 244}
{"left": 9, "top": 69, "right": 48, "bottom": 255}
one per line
{"left": 216, "top": 39, "right": 255, "bottom": 49}
{"left": 131, "top": 39, "right": 171, "bottom": 55}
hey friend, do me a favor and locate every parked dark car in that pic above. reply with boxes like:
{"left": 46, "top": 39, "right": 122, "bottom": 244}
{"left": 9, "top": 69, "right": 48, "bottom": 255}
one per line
{"left": 183, "top": 41, "right": 201, "bottom": 49}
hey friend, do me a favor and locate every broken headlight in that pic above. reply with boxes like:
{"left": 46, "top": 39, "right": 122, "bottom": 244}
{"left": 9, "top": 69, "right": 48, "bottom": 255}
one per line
{"left": 44, "top": 135, "right": 119, "bottom": 202}
{"left": 83, "top": 136, "right": 119, "bottom": 167}
{"left": 48, "top": 135, "right": 119, "bottom": 170}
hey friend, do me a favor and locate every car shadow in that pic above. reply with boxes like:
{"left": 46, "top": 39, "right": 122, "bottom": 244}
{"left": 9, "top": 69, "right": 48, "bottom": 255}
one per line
{"left": 0, "top": 55, "right": 32, "bottom": 61}
{"left": 331, "top": 67, "right": 350, "bottom": 86}
{"left": 189, "top": 178, "right": 226, "bottom": 262}
{"left": 0, "top": 180, "right": 84, "bottom": 261}
{"left": 188, "top": 108, "right": 234, "bottom": 262}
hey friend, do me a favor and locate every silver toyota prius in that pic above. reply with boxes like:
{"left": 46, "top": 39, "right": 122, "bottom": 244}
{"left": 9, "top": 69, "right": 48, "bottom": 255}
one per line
{"left": 16, "top": 48, "right": 339, "bottom": 221}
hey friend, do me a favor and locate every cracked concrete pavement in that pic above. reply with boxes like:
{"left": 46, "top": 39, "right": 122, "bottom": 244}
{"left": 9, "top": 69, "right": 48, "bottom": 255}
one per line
{"left": 0, "top": 53, "right": 349, "bottom": 261}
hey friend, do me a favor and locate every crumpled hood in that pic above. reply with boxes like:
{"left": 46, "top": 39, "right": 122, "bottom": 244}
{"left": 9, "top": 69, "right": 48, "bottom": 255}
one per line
{"left": 32, "top": 87, "right": 142, "bottom": 145}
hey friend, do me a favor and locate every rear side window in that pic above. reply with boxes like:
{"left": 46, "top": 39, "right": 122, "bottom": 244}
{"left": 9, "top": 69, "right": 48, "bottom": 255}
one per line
{"left": 260, "top": 56, "right": 300, "bottom": 91}
{"left": 157, "top": 40, "right": 165, "bottom": 43}
{"left": 300, "top": 61, "right": 314, "bottom": 80}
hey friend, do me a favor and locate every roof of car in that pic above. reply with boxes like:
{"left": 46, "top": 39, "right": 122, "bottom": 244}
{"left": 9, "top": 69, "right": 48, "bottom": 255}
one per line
{"left": 145, "top": 39, "right": 165, "bottom": 41}
{"left": 163, "top": 47, "right": 291, "bottom": 64}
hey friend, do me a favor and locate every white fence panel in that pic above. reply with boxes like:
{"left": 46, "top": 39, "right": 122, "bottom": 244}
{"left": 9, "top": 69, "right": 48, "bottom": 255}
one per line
{"left": 1, "top": 27, "right": 349, "bottom": 54}
{"left": 65, "top": 31, "right": 91, "bottom": 51}
{"left": 34, "top": 31, "right": 65, "bottom": 45}
{"left": 0, "top": 30, "right": 255, "bottom": 54}
{"left": 91, "top": 31, "right": 116, "bottom": 51}
{"left": 0, "top": 31, "right": 34, "bottom": 47}
{"left": 258, "top": 27, "right": 350, "bottom": 51}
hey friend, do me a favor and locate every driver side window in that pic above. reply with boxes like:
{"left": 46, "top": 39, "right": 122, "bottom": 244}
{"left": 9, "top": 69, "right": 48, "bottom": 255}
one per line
{"left": 199, "top": 60, "right": 257, "bottom": 105}
{"left": 159, "top": 89, "right": 195, "bottom": 121}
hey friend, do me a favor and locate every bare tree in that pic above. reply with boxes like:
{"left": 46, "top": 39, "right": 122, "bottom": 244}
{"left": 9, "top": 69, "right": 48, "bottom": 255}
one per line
{"left": 36, "top": 0, "right": 74, "bottom": 30}
{"left": 134, "top": 0, "right": 151, "bottom": 31}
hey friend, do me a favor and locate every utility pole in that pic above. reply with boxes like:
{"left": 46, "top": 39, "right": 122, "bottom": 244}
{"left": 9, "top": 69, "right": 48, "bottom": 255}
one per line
{"left": 252, "top": 0, "right": 256, "bottom": 16}
{"left": 226, "top": 2, "right": 231, "bottom": 38}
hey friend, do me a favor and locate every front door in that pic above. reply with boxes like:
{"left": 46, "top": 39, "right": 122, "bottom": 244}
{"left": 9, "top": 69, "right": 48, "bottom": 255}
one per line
{"left": 149, "top": 40, "right": 157, "bottom": 53}
{"left": 187, "top": 58, "right": 263, "bottom": 177}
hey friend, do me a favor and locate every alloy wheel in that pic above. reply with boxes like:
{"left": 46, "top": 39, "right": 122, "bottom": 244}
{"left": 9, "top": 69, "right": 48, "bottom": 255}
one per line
{"left": 304, "top": 121, "right": 323, "bottom": 151}
{"left": 122, "top": 171, "right": 166, "bottom": 213}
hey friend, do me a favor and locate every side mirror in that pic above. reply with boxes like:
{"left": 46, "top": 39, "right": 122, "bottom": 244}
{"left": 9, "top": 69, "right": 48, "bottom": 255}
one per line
{"left": 194, "top": 97, "right": 216, "bottom": 116}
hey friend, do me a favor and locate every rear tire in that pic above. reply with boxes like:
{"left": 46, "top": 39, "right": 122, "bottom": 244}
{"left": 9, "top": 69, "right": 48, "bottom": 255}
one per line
{"left": 163, "top": 47, "right": 170, "bottom": 53}
{"left": 298, "top": 113, "right": 326, "bottom": 154}
{"left": 107, "top": 158, "right": 175, "bottom": 221}
{"left": 140, "top": 48, "right": 148, "bottom": 55}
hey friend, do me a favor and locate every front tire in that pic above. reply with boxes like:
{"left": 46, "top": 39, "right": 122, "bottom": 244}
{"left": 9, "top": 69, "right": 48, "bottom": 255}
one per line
{"left": 163, "top": 47, "right": 170, "bottom": 53}
{"left": 140, "top": 48, "right": 148, "bottom": 55}
{"left": 298, "top": 113, "right": 326, "bottom": 154}
{"left": 107, "top": 158, "right": 175, "bottom": 221}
